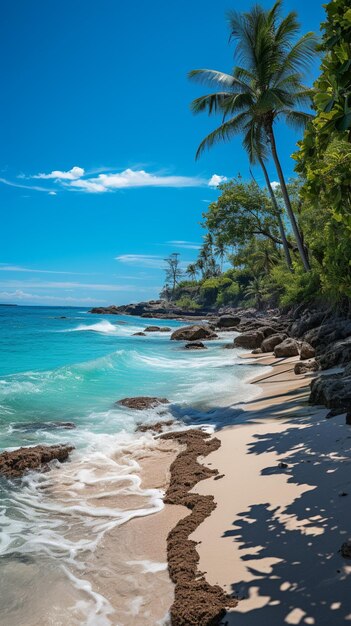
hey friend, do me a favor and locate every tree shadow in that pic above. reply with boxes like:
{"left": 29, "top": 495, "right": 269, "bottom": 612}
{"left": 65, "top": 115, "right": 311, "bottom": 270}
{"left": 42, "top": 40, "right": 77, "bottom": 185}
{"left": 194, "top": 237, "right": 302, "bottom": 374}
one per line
{"left": 220, "top": 416, "right": 351, "bottom": 625}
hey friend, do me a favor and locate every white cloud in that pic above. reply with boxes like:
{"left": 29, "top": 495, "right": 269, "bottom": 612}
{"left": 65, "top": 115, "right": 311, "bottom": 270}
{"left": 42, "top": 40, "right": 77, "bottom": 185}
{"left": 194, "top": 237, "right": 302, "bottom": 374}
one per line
{"left": 69, "top": 168, "right": 206, "bottom": 193}
{"left": 208, "top": 174, "right": 228, "bottom": 187}
{"left": 33, "top": 166, "right": 85, "bottom": 180}
{"left": 0, "top": 280, "right": 134, "bottom": 291}
{"left": 0, "top": 290, "right": 104, "bottom": 304}
{"left": 0, "top": 265, "right": 94, "bottom": 275}
{"left": 0, "top": 178, "right": 52, "bottom": 192}
{"left": 166, "top": 240, "right": 201, "bottom": 250}
{"left": 270, "top": 181, "right": 280, "bottom": 190}
{"left": 115, "top": 254, "right": 166, "bottom": 269}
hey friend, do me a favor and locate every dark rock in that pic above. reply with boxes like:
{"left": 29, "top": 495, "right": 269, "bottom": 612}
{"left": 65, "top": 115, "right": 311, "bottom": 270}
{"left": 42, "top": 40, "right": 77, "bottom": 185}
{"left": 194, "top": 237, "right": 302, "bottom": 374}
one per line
{"left": 294, "top": 359, "right": 319, "bottom": 375}
{"left": 317, "top": 337, "right": 351, "bottom": 370}
{"left": 326, "top": 408, "right": 347, "bottom": 419}
{"left": 310, "top": 372, "right": 351, "bottom": 410}
{"left": 340, "top": 541, "right": 351, "bottom": 558}
{"left": 233, "top": 330, "right": 265, "bottom": 350}
{"left": 217, "top": 315, "right": 241, "bottom": 328}
{"left": 258, "top": 326, "right": 281, "bottom": 338}
{"left": 13, "top": 421, "right": 76, "bottom": 432}
{"left": 144, "top": 326, "right": 161, "bottom": 332}
{"left": 184, "top": 341, "right": 207, "bottom": 350}
{"left": 133, "top": 332, "right": 146, "bottom": 336}
{"left": 171, "top": 325, "right": 218, "bottom": 341}
{"left": 274, "top": 338, "right": 299, "bottom": 358}
{"left": 278, "top": 462, "right": 288, "bottom": 469}
{"left": 117, "top": 397, "right": 170, "bottom": 410}
{"left": 252, "top": 348, "right": 263, "bottom": 354}
{"left": 159, "top": 327, "right": 171, "bottom": 332}
{"left": 261, "top": 333, "right": 287, "bottom": 353}
{"left": 0, "top": 444, "right": 74, "bottom": 479}
{"left": 300, "top": 342, "right": 316, "bottom": 360}
{"left": 339, "top": 491, "right": 348, "bottom": 497}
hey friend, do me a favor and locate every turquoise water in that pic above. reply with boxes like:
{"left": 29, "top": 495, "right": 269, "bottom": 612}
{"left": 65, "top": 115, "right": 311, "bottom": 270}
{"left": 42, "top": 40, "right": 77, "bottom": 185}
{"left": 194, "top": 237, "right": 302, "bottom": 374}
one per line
{"left": 0, "top": 305, "right": 263, "bottom": 626}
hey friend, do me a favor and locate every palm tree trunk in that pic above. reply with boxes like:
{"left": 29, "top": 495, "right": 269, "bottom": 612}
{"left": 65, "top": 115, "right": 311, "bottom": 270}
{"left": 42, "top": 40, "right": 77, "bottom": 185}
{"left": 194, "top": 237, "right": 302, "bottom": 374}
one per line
{"left": 267, "top": 127, "right": 311, "bottom": 271}
{"left": 258, "top": 156, "right": 293, "bottom": 272}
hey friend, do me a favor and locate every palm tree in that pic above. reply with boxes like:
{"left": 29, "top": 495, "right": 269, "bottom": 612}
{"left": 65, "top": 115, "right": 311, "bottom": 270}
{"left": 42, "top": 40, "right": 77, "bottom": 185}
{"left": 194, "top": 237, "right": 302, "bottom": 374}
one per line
{"left": 186, "top": 263, "right": 198, "bottom": 281}
{"left": 244, "top": 276, "right": 268, "bottom": 310}
{"left": 189, "top": 0, "right": 317, "bottom": 271}
{"left": 214, "top": 237, "right": 226, "bottom": 271}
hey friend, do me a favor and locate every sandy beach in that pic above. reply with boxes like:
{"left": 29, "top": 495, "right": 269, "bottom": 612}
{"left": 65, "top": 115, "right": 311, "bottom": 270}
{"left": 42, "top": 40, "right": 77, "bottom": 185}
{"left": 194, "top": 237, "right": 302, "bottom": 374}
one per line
{"left": 188, "top": 354, "right": 351, "bottom": 625}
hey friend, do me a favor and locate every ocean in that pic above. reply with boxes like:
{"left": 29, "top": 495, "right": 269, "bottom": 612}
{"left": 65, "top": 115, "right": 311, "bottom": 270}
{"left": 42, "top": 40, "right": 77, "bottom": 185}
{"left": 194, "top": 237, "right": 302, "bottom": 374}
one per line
{"left": 0, "top": 305, "right": 264, "bottom": 625}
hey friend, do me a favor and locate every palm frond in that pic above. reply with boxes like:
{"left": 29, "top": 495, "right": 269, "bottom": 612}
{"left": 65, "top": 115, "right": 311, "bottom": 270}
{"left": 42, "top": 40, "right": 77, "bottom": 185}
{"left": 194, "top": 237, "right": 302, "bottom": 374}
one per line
{"left": 195, "top": 113, "right": 249, "bottom": 159}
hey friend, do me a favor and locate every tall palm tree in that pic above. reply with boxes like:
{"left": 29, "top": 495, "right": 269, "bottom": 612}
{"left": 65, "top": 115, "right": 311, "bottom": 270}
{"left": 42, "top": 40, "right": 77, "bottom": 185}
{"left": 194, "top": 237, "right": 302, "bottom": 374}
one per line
{"left": 247, "top": 124, "right": 293, "bottom": 270}
{"left": 189, "top": 0, "right": 317, "bottom": 271}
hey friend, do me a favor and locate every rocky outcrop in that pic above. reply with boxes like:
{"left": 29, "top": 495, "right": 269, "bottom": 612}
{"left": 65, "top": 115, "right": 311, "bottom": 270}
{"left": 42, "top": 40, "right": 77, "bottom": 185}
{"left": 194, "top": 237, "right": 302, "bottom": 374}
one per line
{"left": 317, "top": 337, "right": 351, "bottom": 370}
{"left": 0, "top": 444, "right": 74, "bottom": 479}
{"left": 144, "top": 326, "right": 161, "bottom": 332}
{"left": 171, "top": 325, "right": 218, "bottom": 341}
{"left": 310, "top": 371, "right": 351, "bottom": 411}
{"left": 217, "top": 315, "right": 241, "bottom": 328}
{"left": 274, "top": 338, "right": 299, "bottom": 357}
{"left": 294, "top": 360, "right": 319, "bottom": 375}
{"left": 133, "top": 332, "right": 146, "bottom": 336}
{"left": 117, "top": 396, "right": 170, "bottom": 410}
{"left": 234, "top": 330, "right": 265, "bottom": 350}
{"left": 13, "top": 422, "right": 76, "bottom": 432}
{"left": 90, "top": 300, "right": 209, "bottom": 319}
{"left": 261, "top": 333, "right": 287, "bottom": 353}
{"left": 184, "top": 341, "right": 207, "bottom": 350}
{"left": 300, "top": 342, "right": 315, "bottom": 360}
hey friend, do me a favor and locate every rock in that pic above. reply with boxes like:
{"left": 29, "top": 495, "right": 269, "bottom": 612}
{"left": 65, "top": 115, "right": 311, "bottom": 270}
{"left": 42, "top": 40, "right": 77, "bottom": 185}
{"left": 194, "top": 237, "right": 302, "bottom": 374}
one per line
{"left": 274, "top": 338, "right": 299, "bottom": 358}
{"left": 300, "top": 342, "right": 316, "bottom": 360}
{"left": 144, "top": 326, "right": 161, "bottom": 332}
{"left": 326, "top": 408, "right": 346, "bottom": 419}
{"left": 184, "top": 341, "right": 207, "bottom": 350}
{"left": 258, "top": 326, "right": 281, "bottom": 338}
{"left": 340, "top": 541, "right": 351, "bottom": 558}
{"left": 233, "top": 330, "right": 265, "bottom": 350}
{"left": 133, "top": 332, "right": 146, "bottom": 336}
{"left": 13, "top": 421, "right": 76, "bottom": 432}
{"left": 217, "top": 315, "right": 241, "bottom": 328}
{"left": 170, "top": 325, "right": 218, "bottom": 341}
{"left": 317, "top": 337, "right": 351, "bottom": 370}
{"left": 159, "top": 327, "right": 171, "bottom": 332}
{"left": 136, "top": 419, "right": 175, "bottom": 433}
{"left": 252, "top": 348, "right": 262, "bottom": 354}
{"left": 261, "top": 333, "right": 287, "bottom": 353}
{"left": 278, "top": 462, "right": 288, "bottom": 469}
{"left": 339, "top": 491, "right": 348, "bottom": 497}
{"left": 0, "top": 444, "right": 74, "bottom": 479}
{"left": 294, "top": 359, "right": 319, "bottom": 375}
{"left": 117, "top": 397, "right": 170, "bottom": 410}
{"left": 310, "top": 372, "right": 351, "bottom": 410}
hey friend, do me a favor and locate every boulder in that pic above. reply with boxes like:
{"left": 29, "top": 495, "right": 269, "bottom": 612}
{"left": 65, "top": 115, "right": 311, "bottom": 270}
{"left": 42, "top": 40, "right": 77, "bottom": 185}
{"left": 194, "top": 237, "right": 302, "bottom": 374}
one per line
{"left": 274, "top": 338, "right": 299, "bottom": 358}
{"left": 258, "top": 326, "right": 281, "bottom": 338}
{"left": 184, "top": 341, "right": 207, "bottom": 350}
{"left": 144, "top": 326, "right": 161, "bottom": 332}
{"left": 159, "top": 327, "right": 171, "bottom": 332}
{"left": 133, "top": 332, "right": 146, "bottom": 336}
{"left": 317, "top": 337, "right": 351, "bottom": 370}
{"left": 117, "top": 396, "right": 170, "bottom": 410}
{"left": 170, "top": 325, "right": 218, "bottom": 341}
{"left": 340, "top": 541, "right": 351, "bottom": 559}
{"left": 234, "top": 330, "right": 265, "bottom": 350}
{"left": 309, "top": 372, "right": 351, "bottom": 410}
{"left": 0, "top": 444, "right": 74, "bottom": 479}
{"left": 217, "top": 315, "right": 241, "bottom": 328}
{"left": 300, "top": 342, "right": 316, "bottom": 360}
{"left": 261, "top": 333, "right": 287, "bottom": 353}
{"left": 252, "top": 348, "right": 263, "bottom": 354}
{"left": 294, "top": 359, "right": 319, "bottom": 375}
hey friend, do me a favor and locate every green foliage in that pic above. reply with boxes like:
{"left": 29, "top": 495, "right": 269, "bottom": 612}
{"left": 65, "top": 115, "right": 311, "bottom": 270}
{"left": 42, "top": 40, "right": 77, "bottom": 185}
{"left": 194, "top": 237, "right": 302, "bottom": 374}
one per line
{"left": 269, "top": 263, "right": 321, "bottom": 307}
{"left": 294, "top": 0, "right": 351, "bottom": 301}
{"left": 175, "top": 296, "right": 200, "bottom": 311}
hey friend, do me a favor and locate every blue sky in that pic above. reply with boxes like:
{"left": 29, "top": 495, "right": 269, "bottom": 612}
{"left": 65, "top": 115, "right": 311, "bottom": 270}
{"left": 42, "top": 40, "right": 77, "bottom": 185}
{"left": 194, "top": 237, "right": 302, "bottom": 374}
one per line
{"left": 1, "top": 0, "right": 325, "bottom": 306}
